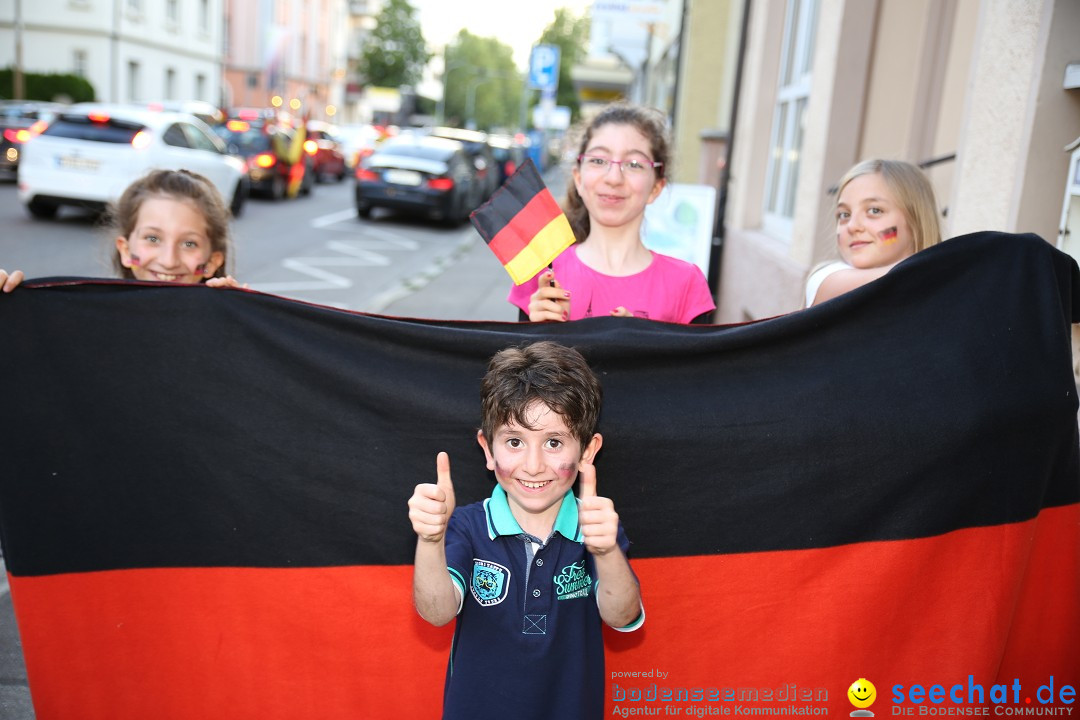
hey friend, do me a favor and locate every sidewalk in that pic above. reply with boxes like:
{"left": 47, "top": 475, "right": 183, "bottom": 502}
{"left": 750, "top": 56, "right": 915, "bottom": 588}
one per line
{"left": 380, "top": 164, "right": 569, "bottom": 322}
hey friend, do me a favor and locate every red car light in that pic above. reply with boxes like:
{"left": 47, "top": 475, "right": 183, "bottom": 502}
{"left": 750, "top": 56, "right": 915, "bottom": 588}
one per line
{"left": 226, "top": 120, "right": 250, "bottom": 132}
{"left": 427, "top": 177, "right": 454, "bottom": 191}
{"left": 504, "top": 161, "right": 516, "bottom": 177}
{"left": 87, "top": 112, "right": 110, "bottom": 123}
{"left": 3, "top": 129, "right": 22, "bottom": 143}
{"left": 356, "top": 168, "right": 379, "bottom": 182}
{"left": 303, "top": 139, "right": 318, "bottom": 155}
{"left": 254, "top": 153, "right": 277, "bottom": 169}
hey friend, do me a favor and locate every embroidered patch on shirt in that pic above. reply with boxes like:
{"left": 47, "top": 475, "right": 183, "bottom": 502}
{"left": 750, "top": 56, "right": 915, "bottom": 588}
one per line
{"left": 523, "top": 614, "right": 547, "bottom": 634}
{"left": 554, "top": 560, "right": 592, "bottom": 600}
{"left": 471, "top": 559, "right": 510, "bottom": 606}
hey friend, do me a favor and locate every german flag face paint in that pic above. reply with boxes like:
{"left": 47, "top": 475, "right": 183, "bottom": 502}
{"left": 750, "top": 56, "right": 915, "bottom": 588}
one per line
{"left": 836, "top": 173, "right": 915, "bottom": 269}
{"left": 114, "top": 196, "right": 223, "bottom": 283}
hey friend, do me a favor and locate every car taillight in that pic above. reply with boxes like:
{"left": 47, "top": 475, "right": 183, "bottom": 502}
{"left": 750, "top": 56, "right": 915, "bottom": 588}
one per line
{"left": 356, "top": 168, "right": 379, "bottom": 182}
{"left": 254, "top": 153, "right": 277, "bottom": 168}
{"left": 3, "top": 129, "right": 24, "bottom": 144}
{"left": 28, "top": 119, "right": 48, "bottom": 136}
{"left": 131, "top": 130, "right": 152, "bottom": 150}
{"left": 88, "top": 112, "right": 110, "bottom": 123}
{"left": 226, "top": 120, "right": 250, "bottom": 132}
{"left": 303, "top": 139, "right": 318, "bottom": 155}
{"left": 427, "top": 177, "right": 454, "bottom": 191}
{"left": 504, "top": 161, "right": 515, "bottom": 176}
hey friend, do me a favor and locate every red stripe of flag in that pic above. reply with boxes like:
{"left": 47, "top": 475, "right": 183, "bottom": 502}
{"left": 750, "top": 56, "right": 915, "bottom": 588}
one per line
{"left": 485, "top": 186, "right": 564, "bottom": 266}
{"left": 11, "top": 505, "right": 1076, "bottom": 718}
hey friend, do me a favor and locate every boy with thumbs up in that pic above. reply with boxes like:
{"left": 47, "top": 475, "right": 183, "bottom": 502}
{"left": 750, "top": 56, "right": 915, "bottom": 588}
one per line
{"left": 407, "top": 340, "right": 643, "bottom": 720}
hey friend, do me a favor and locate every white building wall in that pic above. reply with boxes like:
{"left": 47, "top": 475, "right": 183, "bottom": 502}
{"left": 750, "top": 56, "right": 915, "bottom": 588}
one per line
{"left": 1, "top": 0, "right": 223, "bottom": 103}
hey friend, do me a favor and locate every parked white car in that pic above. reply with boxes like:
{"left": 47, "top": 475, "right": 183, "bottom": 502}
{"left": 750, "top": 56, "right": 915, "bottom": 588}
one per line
{"left": 17, "top": 103, "right": 248, "bottom": 219}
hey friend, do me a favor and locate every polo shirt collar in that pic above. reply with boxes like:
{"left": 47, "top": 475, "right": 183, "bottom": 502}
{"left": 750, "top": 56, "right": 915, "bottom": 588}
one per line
{"left": 484, "top": 485, "right": 582, "bottom": 543}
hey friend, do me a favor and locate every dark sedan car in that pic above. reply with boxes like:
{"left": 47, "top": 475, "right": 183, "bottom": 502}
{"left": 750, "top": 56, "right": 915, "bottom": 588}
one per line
{"left": 0, "top": 101, "right": 65, "bottom": 177}
{"left": 488, "top": 134, "right": 530, "bottom": 188}
{"left": 427, "top": 126, "right": 498, "bottom": 203}
{"left": 355, "top": 135, "right": 478, "bottom": 224}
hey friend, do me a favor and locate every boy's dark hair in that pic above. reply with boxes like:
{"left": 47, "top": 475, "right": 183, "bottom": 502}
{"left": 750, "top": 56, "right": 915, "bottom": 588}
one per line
{"left": 480, "top": 341, "right": 602, "bottom": 449}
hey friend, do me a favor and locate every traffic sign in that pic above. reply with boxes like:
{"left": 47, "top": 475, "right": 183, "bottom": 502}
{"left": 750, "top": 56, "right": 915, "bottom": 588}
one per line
{"left": 528, "top": 44, "right": 561, "bottom": 92}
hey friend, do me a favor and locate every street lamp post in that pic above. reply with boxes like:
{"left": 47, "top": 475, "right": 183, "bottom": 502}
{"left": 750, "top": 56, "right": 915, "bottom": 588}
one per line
{"left": 436, "top": 61, "right": 476, "bottom": 126}
{"left": 465, "top": 70, "right": 518, "bottom": 131}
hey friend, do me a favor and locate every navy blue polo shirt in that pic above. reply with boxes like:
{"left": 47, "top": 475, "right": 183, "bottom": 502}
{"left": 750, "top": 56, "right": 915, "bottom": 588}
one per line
{"left": 441, "top": 485, "right": 643, "bottom": 720}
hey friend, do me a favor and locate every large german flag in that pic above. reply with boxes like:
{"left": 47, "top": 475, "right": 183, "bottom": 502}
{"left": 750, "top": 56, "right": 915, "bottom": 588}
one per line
{"left": 0, "top": 232, "right": 1076, "bottom": 719}
{"left": 469, "top": 157, "right": 575, "bottom": 284}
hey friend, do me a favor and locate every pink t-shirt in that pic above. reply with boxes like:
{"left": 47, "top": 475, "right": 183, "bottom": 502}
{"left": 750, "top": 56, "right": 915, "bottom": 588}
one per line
{"left": 508, "top": 245, "right": 716, "bottom": 324}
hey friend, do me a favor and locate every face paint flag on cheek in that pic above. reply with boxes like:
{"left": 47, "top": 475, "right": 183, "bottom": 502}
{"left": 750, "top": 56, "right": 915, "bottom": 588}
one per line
{"left": 469, "top": 158, "right": 575, "bottom": 285}
{"left": 129, "top": 254, "right": 142, "bottom": 267}
{"left": 880, "top": 226, "right": 899, "bottom": 244}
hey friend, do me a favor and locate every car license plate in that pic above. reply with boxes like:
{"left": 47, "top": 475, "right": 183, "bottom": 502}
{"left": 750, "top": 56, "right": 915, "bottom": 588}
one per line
{"left": 57, "top": 155, "right": 101, "bottom": 172}
{"left": 384, "top": 169, "right": 421, "bottom": 186}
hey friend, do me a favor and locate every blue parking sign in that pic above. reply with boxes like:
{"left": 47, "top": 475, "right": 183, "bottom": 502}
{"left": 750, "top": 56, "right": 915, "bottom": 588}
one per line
{"left": 528, "top": 44, "right": 561, "bottom": 92}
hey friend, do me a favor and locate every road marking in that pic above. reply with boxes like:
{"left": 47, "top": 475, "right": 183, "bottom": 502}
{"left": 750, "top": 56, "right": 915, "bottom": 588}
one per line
{"left": 250, "top": 235, "right": 421, "bottom": 293}
{"left": 363, "top": 232, "right": 477, "bottom": 313}
{"left": 310, "top": 208, "right": 359, "bottom": 228}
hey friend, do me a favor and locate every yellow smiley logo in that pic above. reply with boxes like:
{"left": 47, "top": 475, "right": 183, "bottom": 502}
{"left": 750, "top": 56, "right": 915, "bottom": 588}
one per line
{"left": 848, "top": 678, "right": 877, "bottom": 709}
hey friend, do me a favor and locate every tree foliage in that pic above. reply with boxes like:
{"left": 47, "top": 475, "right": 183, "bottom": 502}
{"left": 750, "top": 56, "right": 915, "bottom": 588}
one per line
{"left": 534, "top": 7, "right": 590, "bottom": 121}
{"left": 357, "top": 0, "right": 431, "bottom": 89}
{"left": 442, "top": 30, "right": 522, "bottom": 132}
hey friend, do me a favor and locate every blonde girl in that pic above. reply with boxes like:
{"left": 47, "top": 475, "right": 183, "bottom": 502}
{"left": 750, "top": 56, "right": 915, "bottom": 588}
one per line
{"left": 806, "top": 159, "right": 942, "bottom": 307}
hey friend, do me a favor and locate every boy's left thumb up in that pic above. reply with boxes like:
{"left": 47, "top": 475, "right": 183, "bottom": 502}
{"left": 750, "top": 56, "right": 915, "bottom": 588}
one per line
{"left": 436, "top": 451, "right": 456, "bottom": 516}
{"left": 578, "top": 461, "right": 597, "bottom": 498}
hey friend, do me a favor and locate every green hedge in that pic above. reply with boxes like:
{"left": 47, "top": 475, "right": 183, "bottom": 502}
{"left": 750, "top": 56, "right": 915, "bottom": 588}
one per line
{"left": 0, "top": 68, "right": 96, "bottom": 103}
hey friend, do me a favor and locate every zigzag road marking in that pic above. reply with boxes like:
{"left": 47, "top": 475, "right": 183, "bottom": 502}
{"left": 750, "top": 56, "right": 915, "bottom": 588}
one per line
{"left": 250, "top": 209, "right": 418, "bottom": 292}
{"left": 363, "top": 233, "right": 477, "bottom": 314}
{"left": 310, "top": 208, "right": 360, "bottom": 228}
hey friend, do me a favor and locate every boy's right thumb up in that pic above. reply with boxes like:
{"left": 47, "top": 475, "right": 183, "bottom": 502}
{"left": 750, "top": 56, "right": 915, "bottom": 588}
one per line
{"left": 436, "top": 451, "right": 456, "bottom": 517}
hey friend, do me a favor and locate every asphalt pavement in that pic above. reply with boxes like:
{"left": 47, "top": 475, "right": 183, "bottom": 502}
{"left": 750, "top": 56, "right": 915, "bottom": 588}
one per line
{"left": 380, "top": 163, "right": 567, "bottom": 321}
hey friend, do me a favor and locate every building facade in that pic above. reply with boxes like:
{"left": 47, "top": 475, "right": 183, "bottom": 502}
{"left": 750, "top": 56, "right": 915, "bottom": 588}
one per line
{"left": 221, "top": 0, "right": 348, "bottom": 119}
{"left": 0, "top": 0, "right": 225, "bottom": 104}
{"left": 700, "top": 0, "right": 1080, "bottom": 322}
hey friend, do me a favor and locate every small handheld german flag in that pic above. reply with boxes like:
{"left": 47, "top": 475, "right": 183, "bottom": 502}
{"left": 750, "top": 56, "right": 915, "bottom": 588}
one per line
{"left": 469, "top": 158, "right": 575, "bottom": 285}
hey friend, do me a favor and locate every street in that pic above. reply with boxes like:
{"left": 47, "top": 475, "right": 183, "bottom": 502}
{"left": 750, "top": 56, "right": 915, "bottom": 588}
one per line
{"left": 0, "top": 175, "right": 517, "bottom": 317}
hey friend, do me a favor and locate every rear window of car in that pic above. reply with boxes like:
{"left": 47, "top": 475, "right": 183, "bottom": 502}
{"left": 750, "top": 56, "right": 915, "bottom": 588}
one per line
{"left": 214, "top": 128, "right": 272, "bottom": 154}
{"left": 42, "top": 116, "right": 144, "bottom": 144}
{"left": 0, "top": 107, "right": 48, "bottom": 122}
{"left": 377, "top": 140, "right": 453, "bottom": 162}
